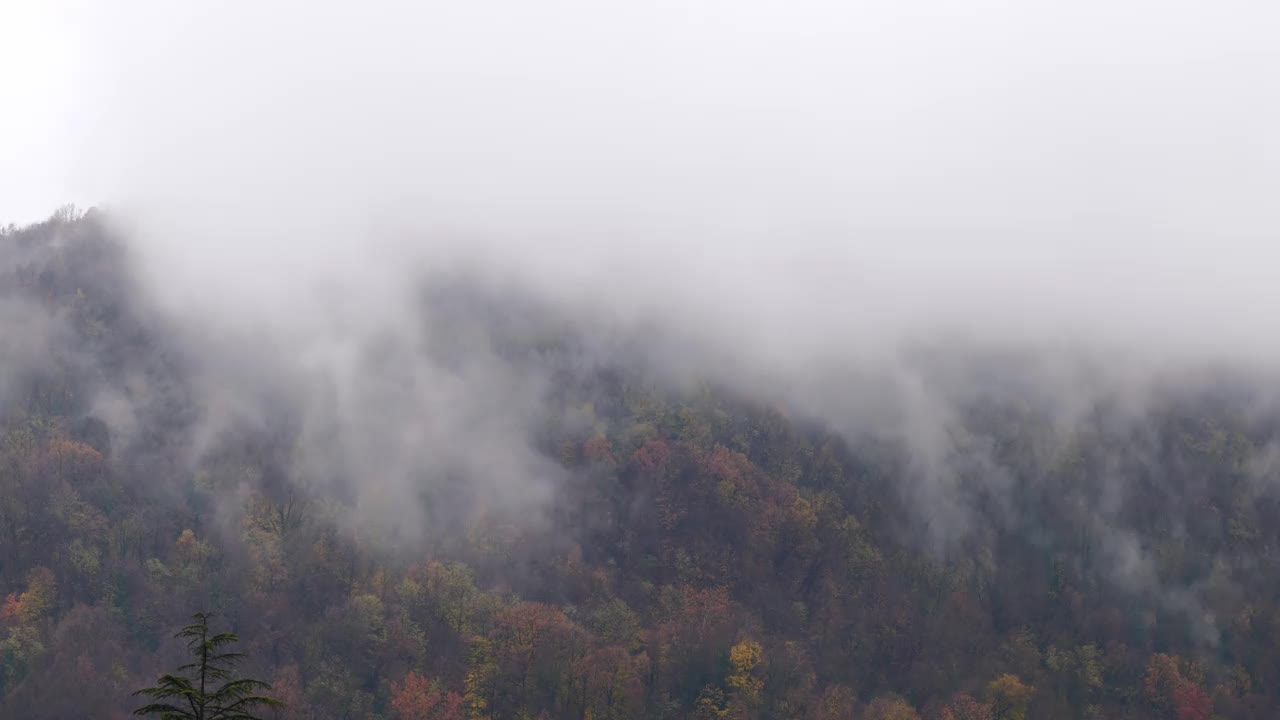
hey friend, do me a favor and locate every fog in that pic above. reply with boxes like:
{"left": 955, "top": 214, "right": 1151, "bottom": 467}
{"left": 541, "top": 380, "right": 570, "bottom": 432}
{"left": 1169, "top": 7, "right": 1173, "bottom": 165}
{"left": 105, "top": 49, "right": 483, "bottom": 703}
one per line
{"left": 9, "top": 0, "right": 1265, "bottom": 367}
{"left": 5, "top": 0, "right": 1280, "bottom": 594}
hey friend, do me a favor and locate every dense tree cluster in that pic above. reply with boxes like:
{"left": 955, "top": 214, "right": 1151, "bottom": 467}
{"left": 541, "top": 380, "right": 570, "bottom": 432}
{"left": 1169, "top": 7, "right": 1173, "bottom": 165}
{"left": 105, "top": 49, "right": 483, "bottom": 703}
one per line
{"left": 2, "top": 212, "right": 1280, "bottom": 719}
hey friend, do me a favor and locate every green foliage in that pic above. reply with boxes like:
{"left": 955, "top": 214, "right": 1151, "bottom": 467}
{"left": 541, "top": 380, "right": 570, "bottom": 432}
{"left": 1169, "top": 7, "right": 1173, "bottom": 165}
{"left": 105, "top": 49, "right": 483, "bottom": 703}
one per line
{"left": 132, "top": 612, "right": 281, "bottom": 720}
{"left": 0, "top": 625, "right": 45, "bottom": 690}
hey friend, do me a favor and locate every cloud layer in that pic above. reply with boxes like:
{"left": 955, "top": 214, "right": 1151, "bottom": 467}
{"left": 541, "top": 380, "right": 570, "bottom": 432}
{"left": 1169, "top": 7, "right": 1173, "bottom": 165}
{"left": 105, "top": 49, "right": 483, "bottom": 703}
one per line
{"left": 5, "top": 4, "right": 1280, "bottom": 636}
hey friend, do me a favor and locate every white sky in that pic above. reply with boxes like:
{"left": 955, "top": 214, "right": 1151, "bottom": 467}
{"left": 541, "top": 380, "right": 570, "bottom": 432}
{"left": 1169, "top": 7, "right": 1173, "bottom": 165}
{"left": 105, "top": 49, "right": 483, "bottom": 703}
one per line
{"left": 0, "top": 3, "right": 86, "bottom": 223}
{"left": 6, "top": 0, "right": 1276, "bottom": 228}
{"left": 2, "top": 0, "right": 1279, "bottom": 368}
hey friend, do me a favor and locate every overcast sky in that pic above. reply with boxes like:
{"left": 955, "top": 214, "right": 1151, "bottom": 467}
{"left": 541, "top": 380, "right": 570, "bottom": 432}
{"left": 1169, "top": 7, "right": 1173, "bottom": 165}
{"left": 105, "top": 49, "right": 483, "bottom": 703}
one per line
{"left": 3, "top": 0, "right": 1279, "bottom": 369}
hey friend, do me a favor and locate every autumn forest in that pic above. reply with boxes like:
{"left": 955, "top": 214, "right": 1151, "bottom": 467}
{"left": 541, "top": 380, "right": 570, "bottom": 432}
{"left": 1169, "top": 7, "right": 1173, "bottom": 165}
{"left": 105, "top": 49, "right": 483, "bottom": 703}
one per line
{"left": 3, "top": 210, "right": 1279, "bottom": 720}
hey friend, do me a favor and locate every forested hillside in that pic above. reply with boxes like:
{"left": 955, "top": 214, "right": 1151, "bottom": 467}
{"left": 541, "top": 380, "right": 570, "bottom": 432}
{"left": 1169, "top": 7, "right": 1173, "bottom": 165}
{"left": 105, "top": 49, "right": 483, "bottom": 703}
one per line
{"left": 5, "top": 210, "right": 1280, "bottom": 720}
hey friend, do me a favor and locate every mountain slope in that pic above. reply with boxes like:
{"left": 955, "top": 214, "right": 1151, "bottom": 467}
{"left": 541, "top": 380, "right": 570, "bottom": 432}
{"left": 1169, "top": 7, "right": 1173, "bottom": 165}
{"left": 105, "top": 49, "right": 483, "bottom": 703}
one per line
{"left": 1, "top": 211, "right": 1277, "bottom": 719}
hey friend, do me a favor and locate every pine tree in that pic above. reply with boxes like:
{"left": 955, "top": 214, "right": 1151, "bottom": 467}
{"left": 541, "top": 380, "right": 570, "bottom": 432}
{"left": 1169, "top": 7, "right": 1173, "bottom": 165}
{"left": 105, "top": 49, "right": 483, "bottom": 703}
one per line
{"left": 133, "top": 612, "right": 282, "bottom": 720}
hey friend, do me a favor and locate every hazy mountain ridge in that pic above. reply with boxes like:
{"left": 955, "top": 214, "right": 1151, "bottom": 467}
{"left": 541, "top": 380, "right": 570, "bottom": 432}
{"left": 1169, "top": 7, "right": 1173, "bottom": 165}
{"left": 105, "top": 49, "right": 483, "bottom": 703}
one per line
{"left": 1, "top": 211, "right": 1278, "bottom": 719}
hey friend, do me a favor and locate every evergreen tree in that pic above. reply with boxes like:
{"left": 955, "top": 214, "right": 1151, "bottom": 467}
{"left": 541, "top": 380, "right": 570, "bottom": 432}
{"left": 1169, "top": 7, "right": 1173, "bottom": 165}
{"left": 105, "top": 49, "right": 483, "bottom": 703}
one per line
{"left": 132, "top": 612, "right": 282, "bottom": 720}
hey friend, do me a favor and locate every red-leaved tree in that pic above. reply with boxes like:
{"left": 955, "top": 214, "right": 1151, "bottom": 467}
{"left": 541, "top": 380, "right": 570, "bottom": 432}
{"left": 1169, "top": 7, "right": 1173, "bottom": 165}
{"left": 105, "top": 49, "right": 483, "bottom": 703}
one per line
{"left": 389, "top": 671, "right": 463, "bottom": 720}
{"left": 1173, "top": 682, "right": 1211, "bottom": 720}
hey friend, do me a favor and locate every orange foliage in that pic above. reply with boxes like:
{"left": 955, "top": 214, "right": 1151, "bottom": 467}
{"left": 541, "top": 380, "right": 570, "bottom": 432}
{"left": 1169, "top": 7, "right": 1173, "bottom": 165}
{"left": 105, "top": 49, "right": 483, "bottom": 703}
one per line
{"left": 34, "top": 438, "right": 104, "bottom": 482}
{"left": 0, "top": 593, "right": 21, "bottom": 624}
{"left": 491, "top": 602, "right": 575, "bottom": 655}
{"left": 701, "top": 445, "right": 752, "bottom": 487}
{"left": 3, "top": 568, "right": 56, "bottom": 625}
{"left": 630, "top": 439, "right": 671, "bottom": 471}
{"left": 582, "top": 434, "right": 616, "bottom": 465}
{"left": 390, "top": 671, "right": 463, "bottom": 720}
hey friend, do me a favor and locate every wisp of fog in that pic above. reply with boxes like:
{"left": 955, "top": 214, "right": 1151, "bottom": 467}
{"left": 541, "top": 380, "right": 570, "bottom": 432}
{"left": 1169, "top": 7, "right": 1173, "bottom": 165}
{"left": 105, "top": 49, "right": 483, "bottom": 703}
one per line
{"left": 4, "top": 0, "right": 1280, "bottom": 638}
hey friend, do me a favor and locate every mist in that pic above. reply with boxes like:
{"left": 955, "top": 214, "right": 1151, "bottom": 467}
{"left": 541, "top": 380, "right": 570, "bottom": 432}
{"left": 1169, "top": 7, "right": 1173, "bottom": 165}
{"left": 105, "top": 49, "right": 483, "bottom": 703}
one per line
{"left": 19, "top": 0, "right": 1265, "bottom": 374}
{"left": 5, "top": 0, "right": 1280, "bottom": 642}
{"left": 10, "top": 5, "right": 1280, "bottom": 717}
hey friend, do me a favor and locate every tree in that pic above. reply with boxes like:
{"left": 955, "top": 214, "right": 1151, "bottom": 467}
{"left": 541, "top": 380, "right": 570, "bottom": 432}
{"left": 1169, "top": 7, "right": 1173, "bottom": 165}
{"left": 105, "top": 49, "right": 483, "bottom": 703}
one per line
{"left": 864, "top": 695, "right": 921, "bottom": 720}
{"left": 814, "top": 684, "right": 856, "bottom": 720}
{"left": 390, "top": 671, "right": 463, "bottom": 720}
{"left": 1143, "top": 654, "right": 1185, "bottom": 711}
{"left": 946, "top": 694, "right": 992, "bottom": 720}
{"left": 132, "top": 612, "right": 281, "bottom": 720}
{"left": 694, "top": 686, "right": 729, "bottom": 720}
{"left": 1143, "top": 653, "right": 1211, "bottom": 720}
{"left": 986, "top": 674, "right": 1032, "bottom": 720}
{"left": 726, "top": 639, "right": 764, "bottom": 709}
{"left": 1173, "top": 682, "right": 1211, "bottom": 720}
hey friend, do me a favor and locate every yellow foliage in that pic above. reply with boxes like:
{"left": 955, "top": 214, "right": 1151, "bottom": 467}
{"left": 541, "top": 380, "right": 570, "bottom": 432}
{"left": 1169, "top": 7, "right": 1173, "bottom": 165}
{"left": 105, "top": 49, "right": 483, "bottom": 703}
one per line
{"left": 792, "top": 496, "right": 817, "bottom": 528}
{"left": 727, "top": 639, "right": 764, "bottom": 705}
{"left": 464, "top": 669, "right": 491, "bottom": 720}
{"left": 730, "top": 639, "right": 763, "bottom": 674}
{"left": 2, "top": 568, "right": 56, "bottom": 626}
{"left": 987, "top": 673, "right": 1033, "bottom": 720}
{"left": 694, "top": 686, "right": 729, "bottom": 720}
